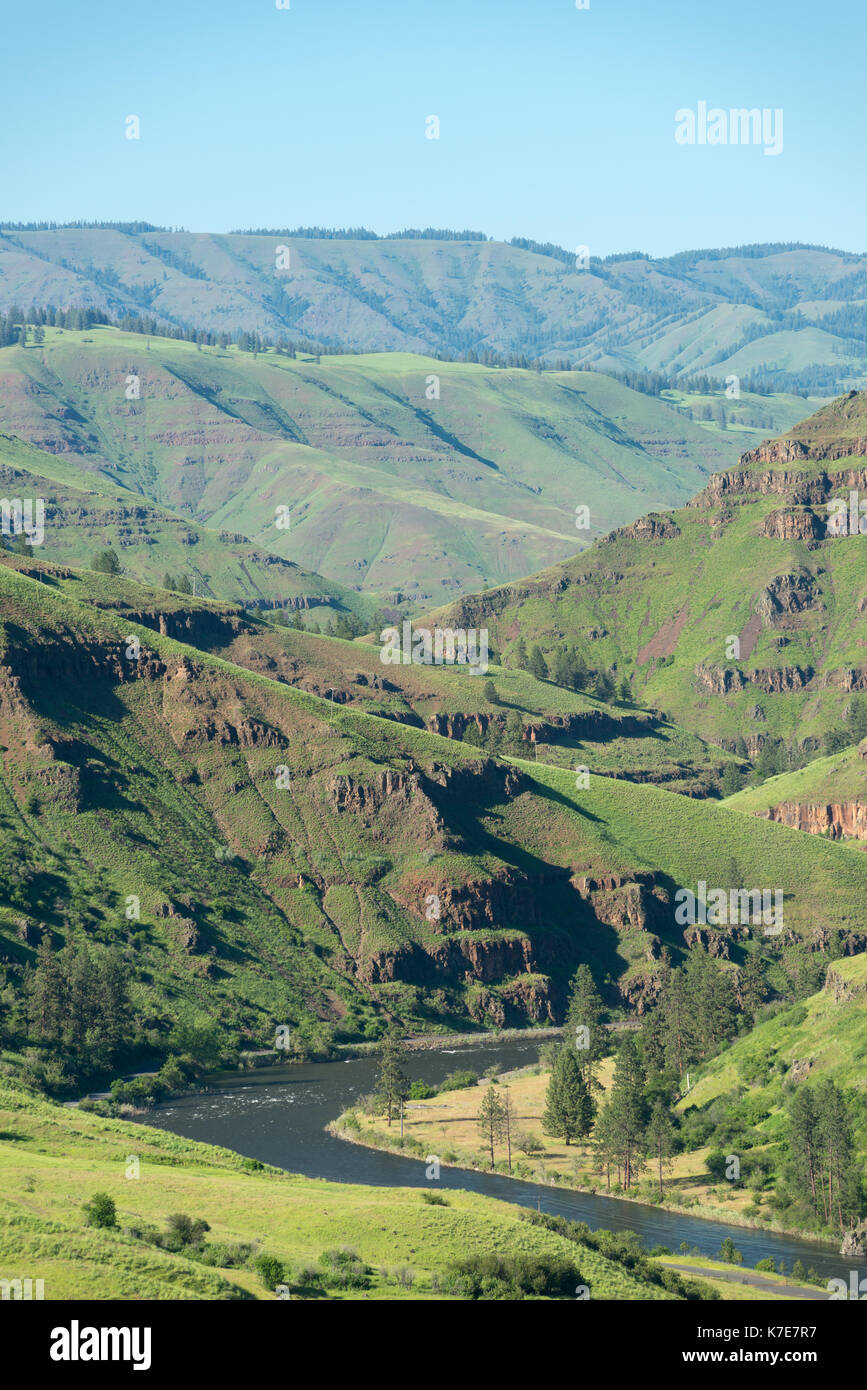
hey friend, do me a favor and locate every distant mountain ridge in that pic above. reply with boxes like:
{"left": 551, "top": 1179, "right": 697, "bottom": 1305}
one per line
{"left": 3, "top": 230, "right": 867, "bottom": 391}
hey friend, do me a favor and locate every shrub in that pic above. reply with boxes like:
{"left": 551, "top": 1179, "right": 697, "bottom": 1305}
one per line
{"left": 442, "top": 1252, "right": 580, "bottom": 1300}
{"left": 254, "top": 1254, "right": 286, "bottom": 1291}
{"left": 408, "top": 1080, "right": 436, "bottom": 1100}
{"left": 165, "top": 1213, "right": 210, "bottom": 1248}
{"left": 421, "top": 1191, "right": 448, "bottom": 1206}
{"left": 318, "top": 1247, "right": 371, "bottom": 1290}
{"left": 717, "top": 1237, "right": 744, "bottom": 1265}
{"left": 755, "top": 1257, "right": 776, "bottom": 1273}
{"left": 82, "top": 1192, "right": 117, "bottom": 1229}
{"left": 439, "top": 1069, "right": 479, "bottom": 1093}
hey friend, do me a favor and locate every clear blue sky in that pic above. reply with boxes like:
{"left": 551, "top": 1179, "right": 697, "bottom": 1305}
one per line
{"left": 3, "top": 0, "right": 864, "bottom": 257}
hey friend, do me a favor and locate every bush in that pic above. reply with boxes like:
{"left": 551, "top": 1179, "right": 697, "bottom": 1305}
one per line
{"left": 318, "top": 1247, "right": 371, "bottom": 1290}
{"left": 408, "top": 1080, "right": 436, "bottom": 1100}
{"left": 254, "top": 1254, "right": 286, "bottom": 1291}
{"left": 82, "top": 1192, "right": 117, "bottom": 1229}
{"left": 165, "top": 1213, "right": 210, "bottom": 1248}
{"left": 717, "top": 1237, "right": 744, "bottom": 1265}
{"left": 442, "top": 1252, "right": 581, "bottom": 1300}
{"left": 755, "top": 1258, "right": 777, "bottom": 1273}
{"left": 421, "top": 1191, "right": 448, "bottom": 1206}
{"left": 439, "top": 1069, "right": 479, "bottom": 1093}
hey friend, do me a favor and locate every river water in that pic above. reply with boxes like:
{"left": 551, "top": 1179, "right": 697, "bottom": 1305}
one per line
{"left": 138, "top": 1038, "right": 857, "bottom": 1281}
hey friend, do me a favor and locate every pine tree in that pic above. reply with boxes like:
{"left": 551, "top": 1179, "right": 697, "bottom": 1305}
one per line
{"left": 477, "top": 1084, "right": 505, "bottom": 1168}
{"left": 528, "top": 645, "right": 548, "bottom": 681}
{"left": 91, "top": 548, "right": 121, "bottom": 575}
{"left": 815, "top": 1080, "right": 856, "bottom": 1230}
{"left": 514, "top": 636, "right": 528, "bottom": 670}
{"left": 606, "top": 1035, "right": 647, "bottom": 1189}
{"left": 376, "top": 1032, "right": 409, "bottom": 1128}
{"left": 646, "top": 1099, "right": 676, "bottom": 1199}
{"left": 564, "top": 964, "right": 606, "bottom": 1092}
{"left": 502, "top": 710, "right": 524, "bottom": 755}
{"left": 788, "top": 1084, "right": 820, "bottom": 1214}
{"left": 592, "top": 1096, "right": 620, "bottom": 1191}
{"left": 500, "top": 1089, "right": 515, "bottom": 1174}
{"left": 542, "top": 1045, "right": 593, "bottom": 1145}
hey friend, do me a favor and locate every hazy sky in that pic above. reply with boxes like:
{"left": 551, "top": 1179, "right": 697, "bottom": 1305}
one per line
{"left": 3, "top": 0, "right": 865, "bottom": 257}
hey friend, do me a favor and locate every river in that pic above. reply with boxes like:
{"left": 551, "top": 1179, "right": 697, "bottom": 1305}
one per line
{"left": 137, "top": 1038, "right": 858, "bottom": 1282}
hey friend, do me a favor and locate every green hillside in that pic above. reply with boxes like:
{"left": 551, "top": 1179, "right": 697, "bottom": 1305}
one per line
{"left": 683, "top": 953, "right": 867, "bottom": 1115}
{"left": 0, "top": 1078, "right": 670, "bottom": 1300}
{"left": 1, "top": 558, "right": 866, "bottom": 1099}
{"left": 0, "top": 433, "right": 373, "bottom": 621}
{"left": 1, "top": 230, "right": 867, "bottom": 391}
{"left": 0, "top": 552, "right": 741, "bottom": 795}
{"left": 421, "top": 390, "right": 867, "bottom": 759}
{"left": 0, "top": 328, "right": 750, "bottom": 607}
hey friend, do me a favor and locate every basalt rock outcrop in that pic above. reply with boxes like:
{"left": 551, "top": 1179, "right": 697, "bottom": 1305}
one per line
{"left": 758, "top": 801, "right": 867, "bottom": 841}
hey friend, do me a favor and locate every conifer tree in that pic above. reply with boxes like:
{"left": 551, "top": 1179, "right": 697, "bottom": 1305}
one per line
{"left": 542, "top": 1045, "right": 593, "bottom": 1145}
{"left": 477, "top": 1084, "right": 505, "bottom": 1168}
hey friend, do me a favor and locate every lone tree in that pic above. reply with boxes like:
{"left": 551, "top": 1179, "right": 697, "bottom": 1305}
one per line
{"left": 477, "top": 1084, "right": 505, "bottom": 1169}
{"left": 542, "top": 1045, "right": 593, "bottom": 1146}
{"left": 500, "top": 1088, "right": 516, "bottom": 1175}
{"left": 646, "top": 1099, "right": 677, "bottom": 1200}
{"left": 376, "top": 1031, "right": 409, "bottom": 1128}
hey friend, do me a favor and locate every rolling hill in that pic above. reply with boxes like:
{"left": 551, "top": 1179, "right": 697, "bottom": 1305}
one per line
{"left": 0, "top": 327, "right": 752, "bottom": 607}
{"left": 2, "top": 230, "right": 867, "bottom": 392}
{"left": 420, "top": 390, "right": 867, "bottom": 764}
{"left": 0, "top": 433, "right": 374, "bottom": 621}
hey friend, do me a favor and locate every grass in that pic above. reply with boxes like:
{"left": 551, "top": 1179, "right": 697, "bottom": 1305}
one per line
{"left": 0, "top": 327, "right": 749, "bottom": 608}
{"left": 2, "top": 556, "right": 866, "bottom": 1071}
{"left": 0, "top": 1078, "right": 673, "bottom": 1300}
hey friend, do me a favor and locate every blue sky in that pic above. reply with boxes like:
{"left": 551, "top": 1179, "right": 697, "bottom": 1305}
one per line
{"left": 2, "top": 0, "right": 864, "bottom": 257}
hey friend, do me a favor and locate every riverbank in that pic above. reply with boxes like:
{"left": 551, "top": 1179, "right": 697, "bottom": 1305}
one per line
{"left": 329, "top": 1059, "right": 842, "bottom": 1259}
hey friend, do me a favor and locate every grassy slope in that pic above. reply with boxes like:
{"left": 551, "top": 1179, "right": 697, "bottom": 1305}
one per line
{"left": 38, "top": 561, "right": 735, "bottom": 794}
{"left": 0, "top": 1079, "right": 670, "bottom": 1300}
{"left": 0, "top": 329, "right": 746, "bottom": 605}
{"left": 420, "top": 392, "right": 867, "bottom": 750}
{"left": 724, "top": 746, "right": 867, "bottom": 815}
{"left": 2, "top": 560, "right": 866, "bottom": 1049}
{"left": 683, "top": 953, "right": 867, "bottom": 1114}
{"left": 0, "top": 432, "right": 374, "bottom": 620}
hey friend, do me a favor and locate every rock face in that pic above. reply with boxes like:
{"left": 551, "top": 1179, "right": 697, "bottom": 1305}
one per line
{"left": 756, "top": 572, "right": 821, "bottom": 623}
{"left": 825, "top": 962, "right": 867, "bottom": 1004}
{"left": 610, "top": 514, "right": 681, "bottom": 543}
{"left": 758, "top": 801, "right": 867, "bottom": 841}
{"left": 759, "top": 508, "right": 824, "bottom": 543}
